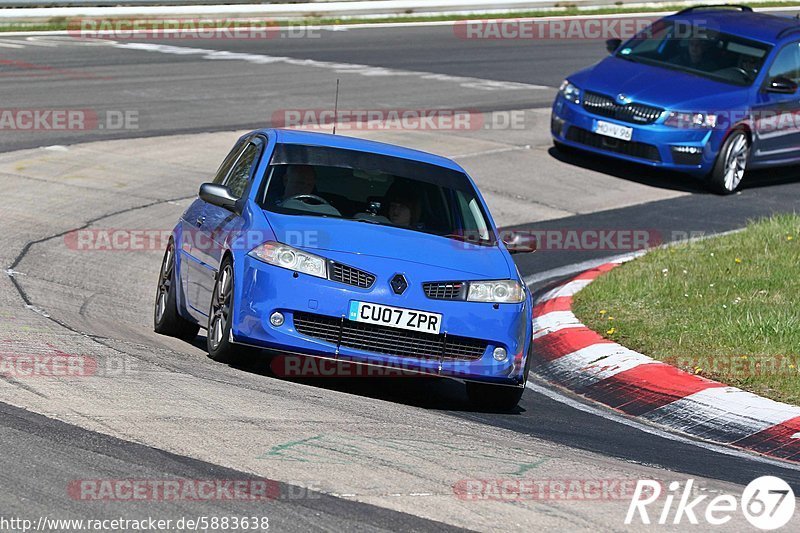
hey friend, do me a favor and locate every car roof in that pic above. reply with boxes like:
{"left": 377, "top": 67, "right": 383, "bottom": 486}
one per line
{"left": 254, "top": 128, "right": 464, "bottom": 172}
{"left": 664, "top": 10, "right": 800, "bottom": 44}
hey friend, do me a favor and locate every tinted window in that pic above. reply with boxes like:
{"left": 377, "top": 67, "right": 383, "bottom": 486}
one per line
{"left": 768, "top": 42, "right": 800, "bottom": 83}
{"left": 225, "top": 143, "right": 259, "bottom": 199}
{"left": 260, "top": 154, "right": 494, "bottom": 245}
{"left": 617, "top": 20, "right": 771, "bottom": 85}
{"left": 213, "top": 140, "right": 246, "bottom": 185}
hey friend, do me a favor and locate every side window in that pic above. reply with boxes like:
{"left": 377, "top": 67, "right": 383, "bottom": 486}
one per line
{"left": 454, "top": 190, "right": 489, "bottom": 240}
{"left": 212, "top": 140, "right": 246, "bottom": 185}
{"left": 224, "top": 143, "right": 260, "bottom": 199}
{"left": 768, "top": 42, "right": 800, "bottom": 83}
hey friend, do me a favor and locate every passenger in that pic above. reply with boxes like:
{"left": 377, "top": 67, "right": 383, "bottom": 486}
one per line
{"left": 384, "top": 184, "right": 421, "bottom": 228}
{"left": 388, "top": 200, "right": 413, "bottom": 227}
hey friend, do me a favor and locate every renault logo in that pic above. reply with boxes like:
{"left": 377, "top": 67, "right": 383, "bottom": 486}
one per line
{"left": 390, "top": 274, "right": 408, "bottom": 295}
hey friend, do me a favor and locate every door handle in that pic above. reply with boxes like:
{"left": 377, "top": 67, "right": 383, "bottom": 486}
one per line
{"left": 195, "top": 216, "right": 205, "bottom": 227}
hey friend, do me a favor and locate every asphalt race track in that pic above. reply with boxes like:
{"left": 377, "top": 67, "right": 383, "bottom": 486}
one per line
{"left": 2, "top": 20, "right": 800, "bottom": 531}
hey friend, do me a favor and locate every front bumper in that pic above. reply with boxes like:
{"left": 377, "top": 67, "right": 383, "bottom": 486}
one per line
{"left": 231, "top": 253, "right": 532, "bottom": 386}
{"left": 551, "top": 95, "right": 721, "bottom": 175}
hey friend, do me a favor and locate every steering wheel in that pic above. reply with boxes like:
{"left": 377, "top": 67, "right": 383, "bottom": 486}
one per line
{"left": 715, "top": 66, "right": 752, "bottom": 82}
{"left": 286, "top": 194, "right": 331, "bottom": 206}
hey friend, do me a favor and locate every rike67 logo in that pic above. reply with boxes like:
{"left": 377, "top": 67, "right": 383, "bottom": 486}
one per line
{"left": 626, "top": 477, "right": 795, "bottom": 530}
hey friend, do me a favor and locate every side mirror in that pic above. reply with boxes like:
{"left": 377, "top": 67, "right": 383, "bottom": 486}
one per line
{"left": 502, "top": 231, "right": 537, "bottom": 255}
{"left": 199, "top": 183, "right": 238, "bottom": 210}
{"left": 606, "top": 38, "right": 622, "bottom": 54}
{"left": 766, "top": 76, "right": 798, "bottom": 94}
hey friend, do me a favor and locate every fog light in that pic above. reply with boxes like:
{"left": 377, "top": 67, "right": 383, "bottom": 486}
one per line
{"left": 672, "top": 145, "right": 701, "bottom": 154}
{"left": 269, "top": 312, "right": 285, "bottom": 327}
{"left": 493, "top": 347, "right": 508, "bottom": 362}
{"left": 670, "top": 145, "right": 704, "bottom": 166}
{"left": 551, "top": 115, "right": 565, "bottom": 136}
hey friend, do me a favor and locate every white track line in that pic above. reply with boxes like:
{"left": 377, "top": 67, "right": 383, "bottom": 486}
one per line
{"left": 525, "top": 380, "right": 800, "bottom": 471}
{"left": 113, "top": 41, "right": 551, "bottom": 91}
{"left": 643, "top": 387, "right": 800, "bottom": 440}
{"left": 524, "top": 251, "right": 642, "bottom": 287}
{"left": 532, "top": 310, "right": 582, "bottom": 338}
{"left": 540, "top": 344, "right": 657, "bottom": 388}
{"left": 537, "top": 278, "right": 593, "bottom": 302}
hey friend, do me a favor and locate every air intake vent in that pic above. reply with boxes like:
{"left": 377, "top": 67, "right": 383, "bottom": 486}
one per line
{"left": 328, "top": 262, "right": 375, "bottom": 289}
{"left": 423, "top": 282, "right": 466, "bottom": 300}
{"left": 293, "top": 312, "right": 487, "bottom": 361}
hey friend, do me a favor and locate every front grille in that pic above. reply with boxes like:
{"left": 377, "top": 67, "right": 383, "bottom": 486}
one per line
{"left": 423, "top": 281, "right": 466, "bottom": 300}
{"left": 566, "top": 126, "right": 662, "bottom": 162}
{"left": 328, "top": 262, "right": 375, "bottom": 289}
{"left": 582, "top": 91, "right": 664, "bottom": 125}
{"left": 293, "top": 312, "right": 487, "bottom": 361}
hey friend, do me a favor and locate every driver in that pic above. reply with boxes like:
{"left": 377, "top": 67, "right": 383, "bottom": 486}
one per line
{"left": 672, "top": 37, "right": 717, "bottom": 71}
{"left": 738, "top": 54, "right": 760, "bottom": 79}
{"left": 278, "top": 165, "right": 341, "bottom": 216}
{"left": 282, "top": 165, "right": 316, "bottom": 199}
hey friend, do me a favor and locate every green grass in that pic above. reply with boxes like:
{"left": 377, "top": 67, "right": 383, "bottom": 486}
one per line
{"left": 572, "top": 214, "right": 800, "bottom": 405}
{"left": 3, "top": 2, "right": 800, "bottom": 33}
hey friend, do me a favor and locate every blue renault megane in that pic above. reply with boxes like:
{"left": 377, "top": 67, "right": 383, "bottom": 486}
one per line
{"left": 154, "top": 129, "right": 536, "bottom": 410}
{"left": 552, "top": 5, "right": 800, "bottom": 193}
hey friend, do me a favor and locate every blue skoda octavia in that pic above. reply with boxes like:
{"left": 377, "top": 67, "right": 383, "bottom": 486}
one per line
{"left": 154, "top": 129, "right": 536, "bottom": 410}
{"left": 551, "top": 5, "right": 800, "bottom": 193}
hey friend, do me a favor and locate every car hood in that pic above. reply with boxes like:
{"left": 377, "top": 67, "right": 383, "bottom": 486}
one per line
{"left": 570, "top": 56, "right": 750, "bottom": 111}
{"left": 265, "top": 212, "right": 512, "bottom": 278}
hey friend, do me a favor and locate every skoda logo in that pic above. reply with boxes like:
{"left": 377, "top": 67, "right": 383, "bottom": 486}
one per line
{"left": 616, "top": 93, "right": 632, "bottom": 104}
{"left": 390, "top": 274, "right": 408, "bottom": 295}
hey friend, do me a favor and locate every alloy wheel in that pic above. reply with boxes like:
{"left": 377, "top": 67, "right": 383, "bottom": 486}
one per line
{"left": 723, "top": 134, "right": 748, "bottom": 192}
{"left": 155, "top": 244, "right": 174, "bottom": 325}
{"left": 209, "top": 264, "right": 233, "bottom": 351}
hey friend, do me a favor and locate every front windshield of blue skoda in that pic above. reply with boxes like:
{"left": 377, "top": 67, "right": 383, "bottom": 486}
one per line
{"left": 617, "top": 20, "right": 772, "bottom": 85}
{"left": 260, "top": 144, "right": 495, "bottom": 246}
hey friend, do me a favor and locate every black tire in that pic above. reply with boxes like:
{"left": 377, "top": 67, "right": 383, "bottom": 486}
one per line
{"left": 207, "top": 256, "right": 247, "bottom": 364}
{"left": 466, "top": 382, "right": 525, "bottom": 411}
{"left": 708, "top": 128, "right": 750, "bottom": 195}
{"left": 154, "top": 240, "right": 200, "bottom": 341}
{"left": 466, "top": 342, "right": 531, "bottom": 411}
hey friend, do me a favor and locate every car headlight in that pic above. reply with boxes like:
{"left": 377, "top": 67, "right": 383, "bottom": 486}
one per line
{"left": 248, "top": 241, "right": 327, "bottom": 279}
{"left": 467, "top": 280, "right": 525, "bottom": 303}
{"left": 664, "top": 112, "right": 717, "bottom": 129}
{"left": 559, "top": 80, "right": 581, "bottom": 104}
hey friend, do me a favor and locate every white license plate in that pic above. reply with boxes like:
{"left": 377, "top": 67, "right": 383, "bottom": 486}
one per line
{"left": 593, "top": 120, "right": 633, "bottom": 141}
{"left": 348, "top": 301, "right": 442, "bottom": 334}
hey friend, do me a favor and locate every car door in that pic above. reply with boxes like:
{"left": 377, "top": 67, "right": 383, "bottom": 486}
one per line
{"left": 181, "top": 138, "right": 247, "bottom": 316}
{"left": 191, "top": 136, "right": 265, "bottom": 316}
{"left": 751, "top": 41, "right": 800, "bottom": 162}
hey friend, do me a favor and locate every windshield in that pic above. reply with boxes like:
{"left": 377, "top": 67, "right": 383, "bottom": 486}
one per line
{"left": 260, "top": 144, "right": 495, "bottom": 246}
{"left": 616, "top": 20, "right": 772, "bottom": 85}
